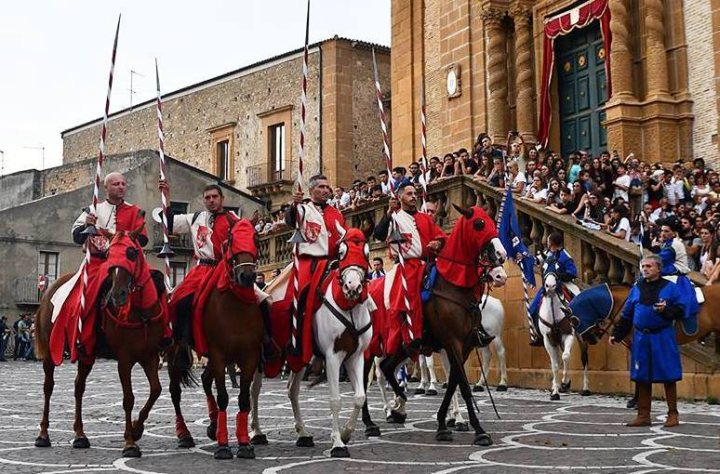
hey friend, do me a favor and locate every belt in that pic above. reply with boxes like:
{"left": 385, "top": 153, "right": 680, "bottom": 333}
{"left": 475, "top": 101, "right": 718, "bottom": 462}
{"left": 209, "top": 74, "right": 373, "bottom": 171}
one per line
{"left": 198, "top": 258, "right": 218, "bottom": 266}
{"left": 637, "top": 325, "right": 670, "bottom": 334}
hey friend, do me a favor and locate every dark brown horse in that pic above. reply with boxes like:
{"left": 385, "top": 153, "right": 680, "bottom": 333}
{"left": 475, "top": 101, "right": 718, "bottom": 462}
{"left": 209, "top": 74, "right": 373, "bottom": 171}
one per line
{"left": 34, "top": 227, "right": 166, "bottom": 458}
{"left": 573, "top": 283, "right": 720, "bottom": 400}
{"left": 364, "top": 205, "right": 508, "bottom": 446}
{"left": 167, "top": 219, "right": 263, "bottom": 460}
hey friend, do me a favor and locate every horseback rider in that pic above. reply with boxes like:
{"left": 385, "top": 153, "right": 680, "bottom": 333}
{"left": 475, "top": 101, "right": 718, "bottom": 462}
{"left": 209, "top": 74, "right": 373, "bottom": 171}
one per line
{"left": 56, "top": 172, "right": 168, "bottom": 363}
{"left": 610, "top": 255, "right": 685, "bottom": 428}
{"left": 528, "top": 232, "right": 579, "bottom": 346}
{"left": 373, "top": 180, "right": 446, "bottom": 355}
{"left": 159, "top": 181, "right": 277, "bottom": 366}
{"left": 283, "top": 174, "right": 347, "bottom": 358}
{"left": 652, "top": 216, "right": 699, "bottom": 322}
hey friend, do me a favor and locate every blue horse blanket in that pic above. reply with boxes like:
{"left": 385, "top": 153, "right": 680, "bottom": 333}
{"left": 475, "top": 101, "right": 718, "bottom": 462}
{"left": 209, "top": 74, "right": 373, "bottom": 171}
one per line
{"left": 569, "top": 284, "right": 614, "bottom": 336}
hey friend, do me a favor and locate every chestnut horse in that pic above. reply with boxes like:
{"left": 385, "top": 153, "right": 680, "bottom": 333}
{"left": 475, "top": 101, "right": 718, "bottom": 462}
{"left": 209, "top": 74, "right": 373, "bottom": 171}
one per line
{"left": 34, "top": 227, "right": 166, "bottom": 458}
{"left": 572, "top": 283, "right": 720, "bottom": 399}
{"left": 166, "top": 219, "right": 263, "bottom": 460}
{"left": 363, "top": 204, "right": 507, "bottom": 446}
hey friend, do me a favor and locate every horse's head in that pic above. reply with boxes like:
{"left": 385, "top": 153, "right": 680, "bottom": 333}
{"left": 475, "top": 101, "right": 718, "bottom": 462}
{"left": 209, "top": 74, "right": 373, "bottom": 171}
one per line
{"left": 543, "top": 260, "right": 559, "bottom": 294}
{"left": 226, "top": 219, "right": 258, "bottom": 288}
{"left": 335, "top": 222, "right": 369, "bottom": 302}
{"left": 451, "top": 204, "right": 507, "bottom": 265}
{"left": 103, "top": 225, "right": 144, "bottom": 309}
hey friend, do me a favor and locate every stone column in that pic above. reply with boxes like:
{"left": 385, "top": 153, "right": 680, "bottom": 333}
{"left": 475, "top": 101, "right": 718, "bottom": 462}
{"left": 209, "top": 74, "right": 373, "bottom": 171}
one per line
{"left": 482, "top": 6, "right": 509, "bottom": 143}
{"left": 608, "top": 0, "right": 636, "bottom": 101}
{"left": 509, "top": 2, "right": 535, "bottom": 142}
{"left": 644, "top": 0, "right": 670, "bottom": 97}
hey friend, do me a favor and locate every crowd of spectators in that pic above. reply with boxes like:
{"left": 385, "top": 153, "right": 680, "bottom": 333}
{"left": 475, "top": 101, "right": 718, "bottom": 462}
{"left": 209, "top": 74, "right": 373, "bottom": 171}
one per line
{"left": 0, "top": 313, "right": 36, "bottom": 362}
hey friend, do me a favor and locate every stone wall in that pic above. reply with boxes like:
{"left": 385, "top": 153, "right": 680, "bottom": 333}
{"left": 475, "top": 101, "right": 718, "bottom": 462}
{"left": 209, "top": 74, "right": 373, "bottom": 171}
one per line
{"left": 0, "top": 170, "right": 40, "bottom": 210}
{"left": 684, "top": 0, "right": 719, "bottom": 163}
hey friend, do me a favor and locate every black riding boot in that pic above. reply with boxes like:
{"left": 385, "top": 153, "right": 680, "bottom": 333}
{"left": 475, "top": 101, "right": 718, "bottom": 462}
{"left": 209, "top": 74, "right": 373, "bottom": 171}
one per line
{"left": 476, "top": 324, "right": 495, "bottom": 347}
{"left": 260, "top": 300, "right": 280, "bottom": 361}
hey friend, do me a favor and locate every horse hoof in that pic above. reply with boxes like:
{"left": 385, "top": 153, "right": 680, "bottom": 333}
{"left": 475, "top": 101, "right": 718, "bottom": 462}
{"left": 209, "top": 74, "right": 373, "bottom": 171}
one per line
{"left": 425, "top": 388, "right": 438, "bottom": 396}
{"left": 296, "top": 436, "right": 314, "bottom": 447}
{"left": 387, "top": 410, "right": 407, "bottom": 424}
{"left": 435, "top": 429, "right": 453, "bottom": 442}
{"left": 214, "top": 446, "right": 233, "bottom": 460}
{"left": 236, "top": 444, "right": 255, "bottom": 459}
{"left": 454, "top": 422, "right": 469, "bottom": 432}
{"left": 72, "top": 437, "right": 90, "bottom": 449}
{"left": 177, "top": 436, "right": 195, "bottom": 449}
{"left": 331, "top": 446, "right": 350, "bottom": 458}
{"left": 550, "top": 393, "right": 560, "bottom": 401}
{"left": 364, "top": 425, "right": 381, "bottom": 437}
{"left": 34, "top": 436, "right": 51, "bottom": 448}
{"left": 559, "top": 381, "right": 571, "bottom": 393}
{"left": 122, "top": 445, "right": 142, "bottom": 458}
{"left": 413, "top": 388, "right": 426, "bottom": 395}
{"left": 581, "top": 389, "right": 592, "bottom": 397}
{"left": 250, "top": 434, "right": 268, "bottom": 445}
{"left": 626, "top": 398, "right": 638, "bottom": 409}
{"left": 446, "top": 418, "right": 456, "bottom": 428}
{"left": 206, "top": 423, "right": 217, "bottom": 441}
{"left": 473, "top": 385, "right": 484, "bottom": 392}
{"left": 496, "top": 385, "right": 508, "bottom": 392}
{"left": 474, "top": 433, "right": 493, "bottom": 446}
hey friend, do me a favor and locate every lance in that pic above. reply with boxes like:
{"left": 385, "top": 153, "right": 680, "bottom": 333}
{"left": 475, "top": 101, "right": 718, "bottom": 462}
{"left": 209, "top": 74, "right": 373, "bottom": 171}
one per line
{"left": 155, "top": 59, "right": 175, "bottom": 291}
{"left": 418, "top": 82, "right": 429, "bottom": 211}
{"left": 372, "top": 48, "right": 414, "bottom": 342}
{"left": 495, "top": 141, "right": 538, "bottom": 342}
{"left": 76, "top": 15, "right": 121, "bottom": 342}
{"left": 287, "top": 0, "right": 311, "bottom": 353}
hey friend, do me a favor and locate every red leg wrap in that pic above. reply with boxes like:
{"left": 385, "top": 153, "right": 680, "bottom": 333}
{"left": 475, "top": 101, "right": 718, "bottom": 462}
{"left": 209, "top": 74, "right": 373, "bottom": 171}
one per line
{"left": 206, "top": 396, "right": 218, "bottom": 423}
{"left": 175, "top": 416, "right": 190, "bottom": 439}
{"left": 236, "top": 411, "right": 250, "bottom": 445}
{"left": 216, "top": 411, "right": 228, "bottom": 446}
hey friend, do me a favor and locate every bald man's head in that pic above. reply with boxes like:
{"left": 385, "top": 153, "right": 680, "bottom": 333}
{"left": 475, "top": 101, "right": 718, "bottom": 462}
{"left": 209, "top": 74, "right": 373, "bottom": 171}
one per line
{"left": 104, "top": 172, "right": 127, "bottom": 204}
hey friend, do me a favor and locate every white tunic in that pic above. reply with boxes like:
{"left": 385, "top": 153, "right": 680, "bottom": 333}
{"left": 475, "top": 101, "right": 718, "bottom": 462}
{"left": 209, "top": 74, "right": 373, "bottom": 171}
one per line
{"left": 71, "top": 201, "right": 131, "bottom": 254}
{"left": 171, "top": 211, "right": 229, "bottom": 260}
{"left": 387, "top": 209, "right": 422, "bottom": 259}
{"left": 297, "top": 203, "right": 330, "bottom": 257}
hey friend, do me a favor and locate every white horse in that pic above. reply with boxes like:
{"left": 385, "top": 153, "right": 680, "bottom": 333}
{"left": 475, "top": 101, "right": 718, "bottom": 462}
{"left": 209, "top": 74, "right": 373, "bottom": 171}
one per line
{"left": 538, "top": 265, "right": 575, "bottom": 400}
{"left": 250, "top": 225, "right": 375, "bottom": 458}
{"left": 442, "top": 294, "right": 507, "bottom": 430}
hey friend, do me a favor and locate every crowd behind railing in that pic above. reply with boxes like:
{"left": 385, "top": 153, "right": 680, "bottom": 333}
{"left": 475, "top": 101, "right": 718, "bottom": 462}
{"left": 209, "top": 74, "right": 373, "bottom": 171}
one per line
{"left": 251, "top": 131, "right": 720, "bottom": 286}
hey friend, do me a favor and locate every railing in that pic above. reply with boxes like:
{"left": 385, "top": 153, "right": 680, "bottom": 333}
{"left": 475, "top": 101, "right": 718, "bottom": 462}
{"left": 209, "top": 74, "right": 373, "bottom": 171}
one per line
{"left": 246, "top": 164, "right": 288, "bottom": 188}
{"left": 256, "top": 175, "right": 718, "bottom": 369}
{"left": 14, "top": 277, "right": 46, "bottom": 305}
{"left": 151, "top": 224, "right": 194, "bottom": 252}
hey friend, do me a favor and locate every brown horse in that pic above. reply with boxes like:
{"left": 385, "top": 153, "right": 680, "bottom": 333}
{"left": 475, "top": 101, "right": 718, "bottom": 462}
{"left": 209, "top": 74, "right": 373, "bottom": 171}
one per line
{"left": 166, "top": 219, "right": 263, "bottom": 460}
{"left": 573, "top": 283, "right": 720, "bottom": 398}
{"left": 364, "top": 205, "right": 508, "bottom": 446}
{"left": 34, "top": 227, "right": 166, "bottom": 458}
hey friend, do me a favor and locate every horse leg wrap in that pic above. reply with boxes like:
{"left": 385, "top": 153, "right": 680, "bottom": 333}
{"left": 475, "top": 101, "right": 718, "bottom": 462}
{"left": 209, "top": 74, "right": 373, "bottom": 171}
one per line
{"left": 216, "top": 411, "right": 228, "bottom": 446}
{"left": 175, "top": 416, "right": 191, "bottom": 439}
{"left": 206, "top": 397, "right": 218, "bottom": 423}
{"left": 236, "top": 411, "right": 250, "bottom": 445}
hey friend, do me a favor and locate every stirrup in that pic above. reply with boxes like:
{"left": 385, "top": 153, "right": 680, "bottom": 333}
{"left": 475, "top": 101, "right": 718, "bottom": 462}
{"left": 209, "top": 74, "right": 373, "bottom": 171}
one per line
{"left": 476, "top": 329, "right": 495, "bottom": 347}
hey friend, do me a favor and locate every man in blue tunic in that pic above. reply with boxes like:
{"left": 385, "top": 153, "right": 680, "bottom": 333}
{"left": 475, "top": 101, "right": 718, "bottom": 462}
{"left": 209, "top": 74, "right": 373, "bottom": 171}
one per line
{"left": 528, "top": 232, "right": 578, "bottom": 346}
{"left": 610, "top": 255, "right": 684, "bottom": 428}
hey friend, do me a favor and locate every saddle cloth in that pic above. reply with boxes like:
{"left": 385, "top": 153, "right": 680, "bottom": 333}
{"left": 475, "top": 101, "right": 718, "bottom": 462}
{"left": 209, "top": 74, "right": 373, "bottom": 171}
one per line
{"left": 568, "top": 283, "right": 614, "bottom": 336}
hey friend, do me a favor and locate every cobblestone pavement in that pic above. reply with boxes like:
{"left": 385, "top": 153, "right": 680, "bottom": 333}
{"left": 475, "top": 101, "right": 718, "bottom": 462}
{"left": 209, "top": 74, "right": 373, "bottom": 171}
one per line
{"left": 0, "top": 360, "right": 718, "bottom": 473}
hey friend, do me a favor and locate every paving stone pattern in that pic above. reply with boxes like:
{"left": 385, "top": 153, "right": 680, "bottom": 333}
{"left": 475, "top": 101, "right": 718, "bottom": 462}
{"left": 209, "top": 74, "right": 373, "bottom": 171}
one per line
{"left": 0, "top": 360, "right": 718, "bottom": 473}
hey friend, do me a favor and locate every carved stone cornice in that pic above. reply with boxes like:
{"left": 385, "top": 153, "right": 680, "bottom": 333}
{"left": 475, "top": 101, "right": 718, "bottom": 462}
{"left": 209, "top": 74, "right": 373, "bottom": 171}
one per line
{"left": 508, "top": 2, "right": 532, "bottom": 24}
{"left": 481, "top": 6, "right": 506, "bottom": 27}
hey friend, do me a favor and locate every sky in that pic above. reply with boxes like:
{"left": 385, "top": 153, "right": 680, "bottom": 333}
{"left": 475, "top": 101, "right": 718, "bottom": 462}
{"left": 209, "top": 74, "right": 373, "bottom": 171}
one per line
{"left": 0, "top": 0, "right": 390, "bottom": 176}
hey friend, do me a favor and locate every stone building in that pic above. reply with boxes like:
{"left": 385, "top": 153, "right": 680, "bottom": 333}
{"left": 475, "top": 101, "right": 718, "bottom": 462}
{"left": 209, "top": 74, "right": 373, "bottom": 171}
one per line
{"left": 0, "top": 150, "right": 266, "bottom": 322}
{"left": 390, "top": 0, "right": 720, "bottom": 167}
{"left": 62, "top": 37, "right": 391, "bottom": 210}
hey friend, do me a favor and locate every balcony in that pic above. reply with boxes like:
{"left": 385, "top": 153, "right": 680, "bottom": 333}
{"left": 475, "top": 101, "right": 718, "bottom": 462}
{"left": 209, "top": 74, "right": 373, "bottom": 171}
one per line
{"left": 14, "top": 277, "right": 44, "bottom": 306}
{"left": 246, "top": 164, "right": 294, "bottom": 211}
{"left": 256, "top": 175, "right": 718, "bottom": 373}
{"left": 151, "top": 224, "right": 194, "bottom": 254}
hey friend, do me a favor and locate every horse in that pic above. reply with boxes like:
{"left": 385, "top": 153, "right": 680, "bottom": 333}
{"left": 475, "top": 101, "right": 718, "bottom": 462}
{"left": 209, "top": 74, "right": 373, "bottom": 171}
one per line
{"left": 571, "top": 282, "right": 720, "bottom": 400}
{"left": 537, "top": 260, "right": 576, "bottom": 400}
{"left": 34, "top": 226, "right": 167, "bottom": 457}
{"left": 166, "top": 219, "right": 263, "bottom": 460}
{"left": 363, "top": 204, "right": 507, "bottom": 446}
{"left": 249, "top": 225, "right": 375, "bottom": 457}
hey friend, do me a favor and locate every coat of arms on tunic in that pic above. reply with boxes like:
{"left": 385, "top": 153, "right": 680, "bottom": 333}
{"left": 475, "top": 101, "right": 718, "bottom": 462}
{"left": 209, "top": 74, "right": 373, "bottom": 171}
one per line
{"left": 401, "top": 232, "right": 413, "bottom": 254}
{"left": 89, "top": 235, "right": 110, "bottom": 253}
{"left": 196, "top": 225, "right": 210, "bottom": 248}
{"left": 304, "top": 221, "right": 322, "bottom": 243}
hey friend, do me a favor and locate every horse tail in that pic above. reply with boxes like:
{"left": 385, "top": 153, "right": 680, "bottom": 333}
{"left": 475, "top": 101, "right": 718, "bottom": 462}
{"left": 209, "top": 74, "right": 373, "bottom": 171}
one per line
{"left": 179, "top": 364, "right": 199, "bottom": 388}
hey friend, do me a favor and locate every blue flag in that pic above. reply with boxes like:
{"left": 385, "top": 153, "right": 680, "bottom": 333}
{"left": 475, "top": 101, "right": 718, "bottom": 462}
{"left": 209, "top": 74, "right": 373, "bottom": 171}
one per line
{"left": 498, "top": 188, "right": 536, "bottom": 286}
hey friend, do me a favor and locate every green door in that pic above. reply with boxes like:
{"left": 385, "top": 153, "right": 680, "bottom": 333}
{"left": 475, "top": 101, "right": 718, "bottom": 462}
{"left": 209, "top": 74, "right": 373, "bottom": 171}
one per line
{"left": 556, "top": 22, "right": 607, "bottom": 157}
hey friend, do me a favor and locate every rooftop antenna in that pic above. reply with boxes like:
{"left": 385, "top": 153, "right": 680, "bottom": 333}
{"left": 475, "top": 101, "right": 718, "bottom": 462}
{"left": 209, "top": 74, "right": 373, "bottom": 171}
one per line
{"left": 128, "top": 69, "right": 143, "bottom": 158}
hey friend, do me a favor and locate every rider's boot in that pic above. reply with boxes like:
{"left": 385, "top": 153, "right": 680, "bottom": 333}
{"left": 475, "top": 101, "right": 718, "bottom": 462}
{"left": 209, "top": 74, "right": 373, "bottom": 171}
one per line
{"left": 476, "top": 324, "right": 495, "bottom": 347}
{"left": 561, "top": 305, "right": 580, "bottom": 328}
{"left": 626, "top": 382, "right": 652, "bottom": 427}
{"left": 259, "top": 300, "right": 280, "bottom": 361}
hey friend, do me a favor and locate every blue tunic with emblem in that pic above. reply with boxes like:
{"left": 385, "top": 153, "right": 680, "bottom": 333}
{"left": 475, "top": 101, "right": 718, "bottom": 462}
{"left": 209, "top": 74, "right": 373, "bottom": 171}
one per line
{"left": 620, "top": 278, "right": 684, "bottom": 383}
{"left": 529, "top": 248, "right": 577, "bottom": 317}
